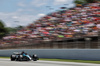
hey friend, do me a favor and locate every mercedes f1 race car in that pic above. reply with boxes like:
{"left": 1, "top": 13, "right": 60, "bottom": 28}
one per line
{"left": 10, "top": 52, "right": 39, "bottom": 61}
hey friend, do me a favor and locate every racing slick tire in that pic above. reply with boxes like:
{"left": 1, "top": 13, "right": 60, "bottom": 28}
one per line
{"left": 10, "top": 55, "right": 16, "bottom": 61}
{"left": 32, "top": 54, "right": 39, "bottom": 61}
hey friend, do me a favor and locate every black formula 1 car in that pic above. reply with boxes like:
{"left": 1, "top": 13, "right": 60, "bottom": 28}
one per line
{"left": 10, "top": 52, "right": 39, "bottom": 61}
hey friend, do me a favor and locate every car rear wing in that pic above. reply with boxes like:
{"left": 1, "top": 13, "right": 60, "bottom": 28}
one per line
{"left": 13, "top": 52, "right": 22, "bottom": 55}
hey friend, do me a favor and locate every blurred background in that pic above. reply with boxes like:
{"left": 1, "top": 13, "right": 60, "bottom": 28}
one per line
{"left": 0, "top": 0, "right": 100, "bottom": 49}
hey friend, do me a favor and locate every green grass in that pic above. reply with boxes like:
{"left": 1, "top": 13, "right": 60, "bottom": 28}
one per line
{"left": 0, "top": 57, "right": 10, "bottom": 59}
{"left": 0, "top": 57, "right": 100, "bottom": 64}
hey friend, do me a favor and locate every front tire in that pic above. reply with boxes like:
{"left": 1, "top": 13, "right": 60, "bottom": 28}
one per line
{"left": 32, "top": 55, "right": 38, "bottom": 61}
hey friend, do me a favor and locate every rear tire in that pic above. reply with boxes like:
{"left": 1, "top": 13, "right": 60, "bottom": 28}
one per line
{"left": 10, "top": 55, "right": 16, "bottom": 61}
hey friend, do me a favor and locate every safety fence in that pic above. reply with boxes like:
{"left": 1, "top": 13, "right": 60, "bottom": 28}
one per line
{"left": 0, "top": 35, "right": 99, "bottom": 49}
{"left": 0, "top": 49, "right": 100, "bottom": 61}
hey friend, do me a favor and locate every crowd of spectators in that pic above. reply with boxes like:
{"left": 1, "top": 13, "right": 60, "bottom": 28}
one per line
{"left": 0, "top": 2, "right": 100, "bottom": 46}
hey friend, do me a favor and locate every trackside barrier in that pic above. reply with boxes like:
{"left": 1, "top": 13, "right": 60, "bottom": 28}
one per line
{"left": 0, "top": 49, "right": 100, "bottom": 61}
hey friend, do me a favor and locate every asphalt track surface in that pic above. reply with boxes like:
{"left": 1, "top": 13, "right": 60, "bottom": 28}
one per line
{"left": 0, "top": 58, "right": 100, "bottom": 66}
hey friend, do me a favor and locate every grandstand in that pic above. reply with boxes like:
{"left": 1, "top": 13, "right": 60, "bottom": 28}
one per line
{"left": 0, "top": 2, "right": 100, "bottom": 49}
